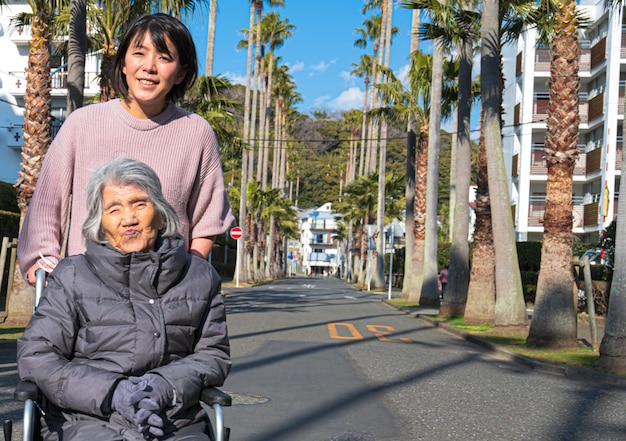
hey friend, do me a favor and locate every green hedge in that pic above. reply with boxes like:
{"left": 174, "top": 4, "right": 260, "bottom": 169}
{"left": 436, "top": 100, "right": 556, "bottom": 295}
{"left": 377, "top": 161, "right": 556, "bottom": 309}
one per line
{"left": 0, "top": 182, "right": 18, "bottom": 214}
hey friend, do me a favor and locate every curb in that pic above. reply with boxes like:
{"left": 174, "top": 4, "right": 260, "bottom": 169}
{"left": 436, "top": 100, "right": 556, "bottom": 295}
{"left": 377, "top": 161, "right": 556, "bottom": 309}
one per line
{"left": 382, "top": 299, "right": 626, "bottom": 387}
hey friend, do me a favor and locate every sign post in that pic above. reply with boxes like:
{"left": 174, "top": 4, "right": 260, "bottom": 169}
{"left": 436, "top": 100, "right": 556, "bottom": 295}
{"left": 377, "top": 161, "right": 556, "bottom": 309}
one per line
{"left": 230, "top": 227, "right": 243, "bottom": 287}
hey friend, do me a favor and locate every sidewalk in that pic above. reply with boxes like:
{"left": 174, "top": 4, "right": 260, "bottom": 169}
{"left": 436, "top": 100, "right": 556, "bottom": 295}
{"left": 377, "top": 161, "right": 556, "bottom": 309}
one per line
{"left": 382, "top": 300, "right": 626, "bottom": 386}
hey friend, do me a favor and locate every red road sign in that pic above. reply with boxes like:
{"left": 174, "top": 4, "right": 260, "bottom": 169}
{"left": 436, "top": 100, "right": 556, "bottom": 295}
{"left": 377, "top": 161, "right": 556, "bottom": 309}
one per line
{"left": 230, "top": 226, "right": 243, "bottom": 240}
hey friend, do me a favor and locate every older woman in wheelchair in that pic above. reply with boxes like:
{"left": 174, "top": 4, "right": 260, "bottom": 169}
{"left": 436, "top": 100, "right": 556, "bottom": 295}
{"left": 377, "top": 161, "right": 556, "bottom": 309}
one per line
{"left": 16, "top": 157, "right": 231, "bottom": 441}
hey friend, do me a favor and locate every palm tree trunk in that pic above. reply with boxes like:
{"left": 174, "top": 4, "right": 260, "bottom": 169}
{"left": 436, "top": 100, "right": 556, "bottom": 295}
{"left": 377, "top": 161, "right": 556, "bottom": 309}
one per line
{"left": 67, "top": 0, "right": 87, "bottom": 115}
{"left": 10, "top": 10, "right": 53, "bottom": 323}
{"left": 465, "top": 112, "right": 495, "bottom": 324}
{"left": 373, "top": 0, "right": 393, "bottom": 289}
{"left": 405, "top": 126, "right": 428, "bottom": 303}
{"left": 441, "top": 34, "right": 473, "bottom": 316}
{"left": 237, "top": 2, "right": 256, "bottom": 284}
{"left": 527, "top": 0, "right": 580, "bottom": 348}
{"left": 205, "top": 0, "right": 217, "bottom": 77}
{"left": 402, "top": 8, "right": 420, "bottom": 300}
{"left": 420, "top": 36, "right": 443, "bottom": 307}
{"left": 482, "top": 0, "right": 527, "bottom": 327}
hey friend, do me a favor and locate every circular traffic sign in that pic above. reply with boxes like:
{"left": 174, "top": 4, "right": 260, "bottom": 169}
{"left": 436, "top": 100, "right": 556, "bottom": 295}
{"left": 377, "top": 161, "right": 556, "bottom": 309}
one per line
{"left": 230, "top": 226, "right": 243, "bottom": 240}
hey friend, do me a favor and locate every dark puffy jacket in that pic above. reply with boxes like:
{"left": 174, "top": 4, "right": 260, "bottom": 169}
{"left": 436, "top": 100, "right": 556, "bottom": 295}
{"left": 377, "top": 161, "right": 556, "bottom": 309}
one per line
{"left": 17, "top": 237, "right": 231, "bottom": 435}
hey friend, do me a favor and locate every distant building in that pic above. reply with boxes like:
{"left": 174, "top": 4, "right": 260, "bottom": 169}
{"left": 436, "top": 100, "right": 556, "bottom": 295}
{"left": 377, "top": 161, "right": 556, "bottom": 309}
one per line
{"left": 0, "top": 1, "right": 101, "bottom": 183}
{"left": 502, "top": 1, "right": 623, "bottom": 243}
{"left": 299, "top": 203, "right": 340, "bottom": 276}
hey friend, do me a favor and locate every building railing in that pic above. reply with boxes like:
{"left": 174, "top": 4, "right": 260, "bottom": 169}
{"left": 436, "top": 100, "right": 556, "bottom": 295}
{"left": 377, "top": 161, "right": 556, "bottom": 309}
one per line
{"left": 6, "top": 70, "right": 100, "bottom": 95}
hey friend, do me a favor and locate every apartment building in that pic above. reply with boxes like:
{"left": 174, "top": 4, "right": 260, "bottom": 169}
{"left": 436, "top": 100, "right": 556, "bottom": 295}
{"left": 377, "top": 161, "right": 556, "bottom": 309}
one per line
{"left": 0, "top": 1, "right": 100, "bottom": 183}
{"left": 502, "top": 0, "right": 623, "bottom": 243}
{"left": 299, "top": 203, "right": 340, "bottom": 276}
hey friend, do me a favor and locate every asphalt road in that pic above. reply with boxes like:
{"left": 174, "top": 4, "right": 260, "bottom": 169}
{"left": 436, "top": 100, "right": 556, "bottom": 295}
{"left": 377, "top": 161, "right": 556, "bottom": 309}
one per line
{"left": 222, "top": 277, "right": 626, "bottom": 441}
{"left": 1, "top": 276, "right": 626, "bottom": 441}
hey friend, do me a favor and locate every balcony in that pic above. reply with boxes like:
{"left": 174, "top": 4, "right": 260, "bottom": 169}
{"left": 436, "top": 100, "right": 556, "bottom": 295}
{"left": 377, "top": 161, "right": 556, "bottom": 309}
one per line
{"left": 590, "top": 36, "right": 606, "bottom": 70}
{"left": 6, "top": 71, "right": 100, "bottom": 96}
{"left": 8, "top": 24, "right": 31, "bottom": 45}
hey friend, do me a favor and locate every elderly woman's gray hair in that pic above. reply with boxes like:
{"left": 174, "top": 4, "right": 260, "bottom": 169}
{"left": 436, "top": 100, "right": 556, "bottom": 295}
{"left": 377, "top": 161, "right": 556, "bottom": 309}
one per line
{"left": 82, "top": 157, "right": 181, "bottom": 244}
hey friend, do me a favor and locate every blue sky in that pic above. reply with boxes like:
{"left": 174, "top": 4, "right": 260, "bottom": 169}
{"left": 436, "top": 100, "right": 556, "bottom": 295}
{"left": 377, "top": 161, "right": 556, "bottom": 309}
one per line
{"left": 185, "top": 0, "right": 415, "bottom": 116}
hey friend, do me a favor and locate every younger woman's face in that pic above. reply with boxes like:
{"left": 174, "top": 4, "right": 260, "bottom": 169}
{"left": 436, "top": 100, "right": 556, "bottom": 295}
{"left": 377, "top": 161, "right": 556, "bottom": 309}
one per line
{"left": 121, "top": 32, "right": 187, "bottom": 119}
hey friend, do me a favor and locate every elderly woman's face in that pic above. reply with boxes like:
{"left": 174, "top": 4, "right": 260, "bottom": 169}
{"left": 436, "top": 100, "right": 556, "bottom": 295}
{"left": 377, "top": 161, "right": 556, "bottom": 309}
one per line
{"left": 101, "top": 183, "right": 163, "bottom": 253}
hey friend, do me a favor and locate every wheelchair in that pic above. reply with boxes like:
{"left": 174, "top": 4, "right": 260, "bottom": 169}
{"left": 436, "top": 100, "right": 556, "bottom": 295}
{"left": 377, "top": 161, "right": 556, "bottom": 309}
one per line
{"left": 6, "top": 270, "right": 232, "bottom": 441}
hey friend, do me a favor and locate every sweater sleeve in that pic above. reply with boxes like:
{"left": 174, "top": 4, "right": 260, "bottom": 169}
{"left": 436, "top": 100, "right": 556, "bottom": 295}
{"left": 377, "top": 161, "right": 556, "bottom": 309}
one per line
{"left": 17, "top": 116, "right": 77, "bottom": 279}
{"left": 186, "top": 120, "right": 236, "bottom": 239}
{"left": 16, "top": 261, "right": 122, "bottom": 417}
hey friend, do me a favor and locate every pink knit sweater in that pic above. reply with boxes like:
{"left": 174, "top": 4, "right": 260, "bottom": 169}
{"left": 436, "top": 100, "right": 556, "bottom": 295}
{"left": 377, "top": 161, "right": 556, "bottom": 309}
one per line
{"left": 18, "top": 99, "right": 236, "bottom": 276}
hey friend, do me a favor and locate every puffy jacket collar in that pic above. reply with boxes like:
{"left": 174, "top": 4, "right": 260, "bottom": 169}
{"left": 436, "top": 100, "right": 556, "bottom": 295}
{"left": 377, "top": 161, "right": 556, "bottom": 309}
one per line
{"left": 83, "top": 237, "right": 189, "bottom": 297}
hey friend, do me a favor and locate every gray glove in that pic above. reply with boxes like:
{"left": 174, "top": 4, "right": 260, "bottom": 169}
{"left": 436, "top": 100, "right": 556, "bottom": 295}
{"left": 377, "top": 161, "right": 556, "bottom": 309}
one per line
{"left": 111, "top": 379, "right": 152, "bottom": 425}
{"left": 129, "top": 373, "right": 174, "bottom": 413}
{"left": 137, "top": 400, "right": 165, "bottom": 438}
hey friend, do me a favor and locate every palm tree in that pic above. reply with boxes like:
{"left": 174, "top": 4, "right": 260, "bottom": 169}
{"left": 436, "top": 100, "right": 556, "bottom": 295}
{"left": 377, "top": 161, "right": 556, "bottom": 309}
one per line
{"left": 440, "top": 3, "right": 479, "bottom": 316}
{"left": 527, "top": 0, "right": 580, "bottom": 348}
{"left": 350, "top": 54, "right": 373, "bottom": 177}
{"left": 403, "top": 0, "right": 445, "bottom": 307}
{"left": 9, "top": 0, "right": 55, "bottom": 322}
{"left": 464, "top": 109, "right": 496, "bottom": 323}
{"left": 205, "top": 0, "right": 217, "bottom": 76}
{"left": 464, "top": 0, "right": 539, "bottom": 325}
{"left": 481, "top": 0, "right": 528, "bottom": 327}
{"left": 66, "top": 0, "right": 86, "bottom": 114}
{"left": 373, "top": 0, "right": 394, "bottom": 289}
{"left": 342, "top": 174, "right": 379, "bottom": 286}
{"left": 182, "top": 74, "right": 242, "bottom": 156}
{"left": 258, "top": 12, "right": 295, "bottom": 189}
{"left": 237, "top": 0, "right": 284, "bottom": 283}
{"left": 402, "top": 6, "right": 420, "bottom": 300}
{"left": 354, "top": 13, "right": 383, "bottom": 176}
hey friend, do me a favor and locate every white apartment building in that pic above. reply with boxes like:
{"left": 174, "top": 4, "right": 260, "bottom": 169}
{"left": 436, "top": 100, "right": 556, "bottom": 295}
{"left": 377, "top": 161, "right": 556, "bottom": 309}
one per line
{"left": 299, "top": 203, "right": 340, "bottom": 276}
{"left": 502, "top": 0, "right": 623, "bottom": 243}
{"left": 0, "top": 1, "right": 100, "bottom": 183}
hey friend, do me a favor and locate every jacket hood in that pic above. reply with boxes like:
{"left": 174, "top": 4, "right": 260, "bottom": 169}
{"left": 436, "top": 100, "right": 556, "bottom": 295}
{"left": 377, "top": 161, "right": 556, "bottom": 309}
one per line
{"left": 83, "top": 236, "right": 189, "bottom": 297}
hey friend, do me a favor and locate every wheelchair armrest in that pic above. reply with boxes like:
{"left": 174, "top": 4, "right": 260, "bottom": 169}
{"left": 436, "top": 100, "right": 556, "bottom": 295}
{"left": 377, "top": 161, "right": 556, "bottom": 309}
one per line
{"left": 14, "top": 381, "right": 39, "bottom": 402}
{"left": 200, "top": 387, "right": 232, "bottom": 407}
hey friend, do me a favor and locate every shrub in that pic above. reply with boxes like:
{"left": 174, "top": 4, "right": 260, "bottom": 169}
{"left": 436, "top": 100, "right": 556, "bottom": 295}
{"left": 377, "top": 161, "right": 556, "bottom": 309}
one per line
{"left": 0, "top": 182, "right": 18, "bottom": 214}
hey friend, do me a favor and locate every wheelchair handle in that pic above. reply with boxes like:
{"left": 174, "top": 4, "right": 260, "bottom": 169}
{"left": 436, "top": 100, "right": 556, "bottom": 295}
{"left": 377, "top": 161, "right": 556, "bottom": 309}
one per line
{"left": 34, "top": 269, "right": 45, "bottom": 311}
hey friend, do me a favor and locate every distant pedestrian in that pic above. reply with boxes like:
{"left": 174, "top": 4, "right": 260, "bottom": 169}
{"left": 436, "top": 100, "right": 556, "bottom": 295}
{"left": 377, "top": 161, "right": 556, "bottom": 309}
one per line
{"left": 438, "top": 265, "right": 449, "bottom": 299}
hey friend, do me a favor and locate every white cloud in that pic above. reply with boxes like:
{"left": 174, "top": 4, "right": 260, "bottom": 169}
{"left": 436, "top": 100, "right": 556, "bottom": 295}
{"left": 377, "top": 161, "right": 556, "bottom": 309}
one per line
{"left": 396, "top": 63, "right": 409, "bottom": 87}
{"left": 327, "top": 87, "right": 363, "bottom": 111}
{"left": 223, "top": 71, "right": 246, "bottom": 86}
{"left": 311, "top": 59, "right": 336, "bottom": 72}
{"left": 288, "top": 61, "right": 305, "bottom": 73}
{"left": 313, "top": 95, "right": 331, "bottom": 107}
{"left": 339, "top": 70, "right": 353, "bottom": 82}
